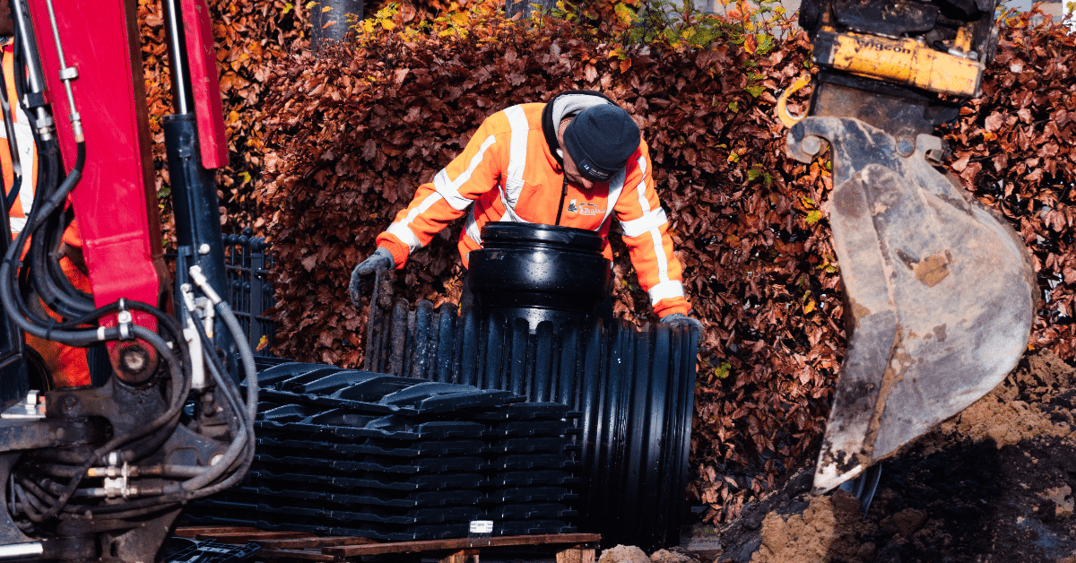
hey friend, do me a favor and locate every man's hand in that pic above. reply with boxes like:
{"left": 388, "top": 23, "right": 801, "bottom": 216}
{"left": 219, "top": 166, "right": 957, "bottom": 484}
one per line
{"left": 349, "top": 247, "right": 394, "bottom": 309}
{"left": 659, "top": 312, "right": 704, "bottom": 334}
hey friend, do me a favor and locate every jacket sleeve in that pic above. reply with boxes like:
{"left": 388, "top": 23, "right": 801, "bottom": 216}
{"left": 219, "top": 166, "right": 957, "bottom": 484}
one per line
{"left": 375, "top": 114, "right": 506, "bottom": 267}
{"left": 614, "top": 142, "right": 691, "bottom": 318}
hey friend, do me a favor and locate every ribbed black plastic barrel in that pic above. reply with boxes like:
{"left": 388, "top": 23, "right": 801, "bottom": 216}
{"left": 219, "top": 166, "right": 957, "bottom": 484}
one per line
{"left": 356, "top": 222, "right": 699, "bottom": 551}
{"left": 467, "top": 224, "right": 610, "bottom": 332}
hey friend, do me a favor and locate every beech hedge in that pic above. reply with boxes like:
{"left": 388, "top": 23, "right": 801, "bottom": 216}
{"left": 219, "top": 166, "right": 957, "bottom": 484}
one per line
{"left": 135, "top": 0, "right": 1076, "bottom": 523}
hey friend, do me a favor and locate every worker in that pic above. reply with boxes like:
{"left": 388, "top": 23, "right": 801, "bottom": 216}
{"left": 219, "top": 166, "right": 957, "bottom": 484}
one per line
{"left": 352, "top": 90, "right": 703, "bottom": 333}
{"left": 0, "top": 7, "right": 92, "bottom": 388}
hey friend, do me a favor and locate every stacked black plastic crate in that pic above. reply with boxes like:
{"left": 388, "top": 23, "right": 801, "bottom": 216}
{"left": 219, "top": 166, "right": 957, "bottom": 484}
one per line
{"left": 182, "top": 362, "right": 579, "bottom": 541}
{"left": 479, "top": 402, "right": 580, "bottom": 537}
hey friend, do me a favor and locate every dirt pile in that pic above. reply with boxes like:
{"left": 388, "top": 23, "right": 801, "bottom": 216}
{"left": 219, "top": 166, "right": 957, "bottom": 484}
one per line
{"left": 691, "top": 349, "right": 1076, "bottom": 563}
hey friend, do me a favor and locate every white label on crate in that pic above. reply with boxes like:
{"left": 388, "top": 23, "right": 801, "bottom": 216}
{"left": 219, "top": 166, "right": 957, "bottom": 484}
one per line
{"left": 469, "top": 520, "right": 494, "bottom": 534}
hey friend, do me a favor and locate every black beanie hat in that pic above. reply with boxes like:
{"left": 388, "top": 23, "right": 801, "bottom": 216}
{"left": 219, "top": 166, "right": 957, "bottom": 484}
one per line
{"left": 563, "top": 104, "right": 640, "bottom": 183}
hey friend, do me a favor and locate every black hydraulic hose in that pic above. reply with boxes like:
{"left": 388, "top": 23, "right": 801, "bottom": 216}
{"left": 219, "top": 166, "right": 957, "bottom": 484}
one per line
{"left": 14, "top": 475, "right": 57, "bottom": 510}
{"left": 44, "top": 463, "right": 210, "bottom": 480}
{"left": 26, "top": 135, "right": 59, "bottom": 228}
{"left": 0, "top": 143, "right": 101, "bottom": 344}
{"left": 0, "top": 69, "right": 22, "bottom": 211}
{"left": 27, "top": 147, "right": 95, "bottom": 320}
{"left": 162, "top": 297, "right": 255, "bottom": 498}
{"left": 13, "top": 484, "right": 47, "bottom": 522}
{"left": 202, "top": 381, "right": 252, "bottom": 480}
{"left": 36, "top": 326, "right": 188, "bottom": 521}
{"left": 18, "top": 136, "right": 60, "bottom": 313}
{"left": 77, "top": 297, "right": 256, "bottom": 514}
{"left": 17, "top": 264, "right": 247, "bottom": 520}
{"left": 19, "top": 297, "right": 184, "bottom": 336}
{"left": 0, "top": 267, "right": 119, "bottom": 346}
{"left": 215, "top": 296, "right": 259, "bottom": 426}
{"left": 5, "top": 474, "right": 15, "bottom": 517}
{"left": 185, "top": 306, "right": 243, "bottom": 441}
{"left": 74, "top": 284, "right": 257, "bottom": 513}
{"left": 13, "top": 475, "right": 52, "bottom": 506}
{"left": 22, "top": 139, "right": 82, "bottom": 240}
{"left": 12, "top": 301, "right": 189, "bottom": 473}
{"left": 93, "top": 306, "right": 191, "bottom": 466}
{"left": 157, "top": 296, "right": 258, "bottom": 500}
{"left": 37, "top": 207, "right": 94, "bottom": 317}
{"left": 185, "top": 268, "right": 259, "bottom": 432}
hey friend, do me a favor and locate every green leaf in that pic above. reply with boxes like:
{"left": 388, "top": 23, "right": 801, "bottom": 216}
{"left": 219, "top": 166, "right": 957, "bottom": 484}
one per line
{"left": 613, "top": 2, "right": 636, "bottom": 24}
{"left": 744, "top": 85, "right": 765, "bottom": 98}
{"left": 714, "top": 362, "right": 732, "bottom": 380}
{"left": 756, "top": 34, "right": 774, "bottom": 55}
{"left": 806, "top": 210, "right": 822, "bottom": 225}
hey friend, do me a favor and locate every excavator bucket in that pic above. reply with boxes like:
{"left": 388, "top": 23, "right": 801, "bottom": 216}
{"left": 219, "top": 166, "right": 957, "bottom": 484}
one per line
{"left": 787, "top": 116, "right": 1037, "bottom": 494}
{"left": 785, "top": 0, "right": 1036, "bottom": 496}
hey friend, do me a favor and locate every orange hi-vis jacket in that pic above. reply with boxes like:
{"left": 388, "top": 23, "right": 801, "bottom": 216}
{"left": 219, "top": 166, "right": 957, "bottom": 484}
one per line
{"left": 1, "top": 38, "right": 36, "bottom": 238}
{"left": 376, "top": 93, "right": 690, "bottom": 318}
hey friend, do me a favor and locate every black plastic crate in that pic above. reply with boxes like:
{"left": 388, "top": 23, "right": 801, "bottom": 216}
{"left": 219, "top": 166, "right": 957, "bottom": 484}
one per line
{"left": 160, "top": 538, "right": 260, "bottom": 563}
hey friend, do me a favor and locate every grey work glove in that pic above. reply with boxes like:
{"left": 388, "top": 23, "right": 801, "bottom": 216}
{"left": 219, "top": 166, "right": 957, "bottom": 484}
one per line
{"left": 349, "top": 247, "right": 394, "bottom": 309}
{"left": 660, "top": 312, "right": 704, "bottom": 335}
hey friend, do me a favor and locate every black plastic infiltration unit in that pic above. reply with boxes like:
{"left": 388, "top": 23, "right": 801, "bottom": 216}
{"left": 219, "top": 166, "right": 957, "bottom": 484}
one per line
{"left": 468, "top": 223, "right": 611, "bottom": 332}
{"left": 159, "top": 538, "right": 260, "bottom": 563}
{"left": 359, "top": 224, "right": 700, "bottom": 552}
{"left": 201, "top": 224, "right": 698, "bottom": 551}
{"left": 182, "top": 364, "right": 579, "bottom": 541}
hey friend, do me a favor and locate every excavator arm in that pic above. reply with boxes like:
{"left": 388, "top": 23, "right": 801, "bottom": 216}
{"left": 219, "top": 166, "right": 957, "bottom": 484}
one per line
{"left": 787, "top": 0, "right": 1037, "bottom": 495}
{"left": 0, "top": 0, "right": 256, "bottom": 560}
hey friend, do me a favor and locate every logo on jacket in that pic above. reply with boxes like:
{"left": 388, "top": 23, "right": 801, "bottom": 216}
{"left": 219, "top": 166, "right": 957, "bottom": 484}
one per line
{"left": 567, "top": 199, "right": 604, "bottom": 216}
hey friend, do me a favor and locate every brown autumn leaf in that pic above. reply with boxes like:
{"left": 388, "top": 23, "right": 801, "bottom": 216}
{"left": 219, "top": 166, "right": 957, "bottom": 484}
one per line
{"left": 234, "top": 9, "right": 1076, "bottom": 525}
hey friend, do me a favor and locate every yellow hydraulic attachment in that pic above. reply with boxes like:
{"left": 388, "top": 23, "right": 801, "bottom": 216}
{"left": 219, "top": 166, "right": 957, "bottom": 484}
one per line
{"left": 813, "top": 28, "right": 985, "bottom": 98}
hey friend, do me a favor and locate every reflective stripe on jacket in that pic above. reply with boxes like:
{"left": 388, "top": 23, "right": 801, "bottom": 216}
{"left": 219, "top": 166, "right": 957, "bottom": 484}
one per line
{"left": 375, "top": 97, "right": 690, "bottom": 317}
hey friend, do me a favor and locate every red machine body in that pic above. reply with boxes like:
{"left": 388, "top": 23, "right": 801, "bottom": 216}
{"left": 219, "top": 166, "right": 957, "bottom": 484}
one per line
{"left": 28, "top": 0, "right": 164, "bottom": 309}
{"left": 0, "top": 0, "right": 255, "bottom": 560}
{"left": 25, "top": 0, "right": 228, "bottom": 379}
{"left": 179, "top": 0, "right": 229, "bottom": 169}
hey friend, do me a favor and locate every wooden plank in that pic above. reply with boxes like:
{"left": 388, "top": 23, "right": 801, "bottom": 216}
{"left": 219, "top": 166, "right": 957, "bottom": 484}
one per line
{"left": 197, "top": 530, "right": 317, "bottom": 543}
{"left": 556, "top": 544, "right": 597, "bottom": 563}
{"left": 258, "top": 548, "right": 336, "bottom": 562}
{"left": 438, "top": 548, "right": 479, "bottom": 563}
{"left": 174, "top": 526, "right": 260, "bottom": 538}
{"left": 254, "top": 536, "right": 379, "bottom": 550}
{"left": 326, "top": 533, "right": 601, "bottom": 557}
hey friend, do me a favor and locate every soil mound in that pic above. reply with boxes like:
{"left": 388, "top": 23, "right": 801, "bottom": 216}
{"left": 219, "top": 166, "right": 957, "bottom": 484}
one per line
{"left": 699, "top": 349, "right": 1076, "bottom": 563}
